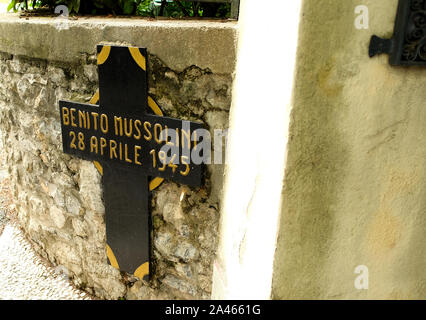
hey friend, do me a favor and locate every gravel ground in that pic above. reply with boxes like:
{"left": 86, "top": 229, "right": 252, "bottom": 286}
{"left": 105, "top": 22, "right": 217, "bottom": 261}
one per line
{"left": 0, "top": 167, "right": 92, "bottom": 300}
{"left": 0, "top": 224, "right": 91, "bottom": 300}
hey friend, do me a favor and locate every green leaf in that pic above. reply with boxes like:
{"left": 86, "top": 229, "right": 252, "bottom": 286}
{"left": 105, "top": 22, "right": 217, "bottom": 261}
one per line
{"left": 68, "top": 1, "right": 73, "bottom": 13}
{"left": 74, "top": 0, "right": 80, "bottom": 13}
{"left": 7, "top": 1, "right": 16, "bottom": 12}
{"left": 122, "top": 0, "right": 134, "bottom": 15}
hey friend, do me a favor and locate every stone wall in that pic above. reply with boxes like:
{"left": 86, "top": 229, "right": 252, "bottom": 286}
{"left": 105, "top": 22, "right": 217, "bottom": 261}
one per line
{"left": 272, "top": 0, "right": 426, "bottom": 299}
{"left": 0, "top": 15, "right": 236, "bottom": 299}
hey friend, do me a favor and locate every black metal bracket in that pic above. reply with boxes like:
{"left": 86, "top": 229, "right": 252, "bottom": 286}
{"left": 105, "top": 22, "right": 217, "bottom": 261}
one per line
{"left": 369, "top": 0, "right": 426, "bottom": 66}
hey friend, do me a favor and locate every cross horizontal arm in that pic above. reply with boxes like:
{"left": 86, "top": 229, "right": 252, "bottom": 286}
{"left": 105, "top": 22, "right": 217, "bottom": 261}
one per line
{"left": 59, "top": 100, "right": 204, "bottom": 187}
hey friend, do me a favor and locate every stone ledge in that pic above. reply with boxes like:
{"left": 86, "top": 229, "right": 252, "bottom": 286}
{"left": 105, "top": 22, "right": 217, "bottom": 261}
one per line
{"left": 0, "top": 13, "right": 238, "bottom": 74}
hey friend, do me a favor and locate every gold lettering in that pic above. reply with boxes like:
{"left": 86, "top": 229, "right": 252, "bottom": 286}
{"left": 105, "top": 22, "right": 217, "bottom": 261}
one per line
{"left": 154, "top": 123, "right": 163, "bottom": 144}
{"left": 114, "top": 116, "right": 123, "bottom": 136}
{"left": 135, "top": 146, "right": 142, "bottom": 165}
{"left": 168, "top": 153, "right": 177, "bottom": 172}
{"left": 150, "top": 149, "right": 156, "bottom": 168}
{"left": 125, "top": 144, "right": 132, "bottom": 163}
{"left": 181, "top": 128, "right": 190, "bottom": 150}
{"left": 119, "top": 142, "right": 123, "bottom": 160}
{"left": 69, "top": 131, "right": 77, "bottom": 149}
{"left": 91, "top": 112, "right": 99, "bottom": 130}
{"left": 165, "top": 126, "right": 177, "bottom": 146}
{"left": 78, "top": 132, "right": 85, "bottom": 151}
{"left": 70, "top": 108, "right": 77, "bottom": 127}
{"left": 180, "top": 156, "right": 190, "bottom": 176}
{"left": 90, "top": 136, "right": 98, "bottom": 154}
{"left": 134, "top": 120, "right": 142, "bottom": 140}
{"left": 110, "top": 140, "right": 118, "bottom": 159}
{"left": 62, "top": 107, "right": 70, "bottom": 126}
{"left": 86, "top": 112, "right": 91, "bottom": 130}
{"left": 101, "top": 114, "right": 108, "bottom": 134}
{"left": 124, "top": 119, "right": 133, "bottom": 137}
{"left": 158, "top": 151, "right": 167, "bottom": 171}
{"left": 100, "top": 137, "right": 107, "bottom": 155}
{"left": 144, "top": 121, "right": 152, "bottom": 141}
{"left": 78, "top": 110, "right": 87, "bottom": 129}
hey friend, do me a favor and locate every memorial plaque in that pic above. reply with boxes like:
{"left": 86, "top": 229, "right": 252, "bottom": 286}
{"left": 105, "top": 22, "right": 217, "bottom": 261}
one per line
{"left": 59, "top": 45, "right": 204, "bottom": 280}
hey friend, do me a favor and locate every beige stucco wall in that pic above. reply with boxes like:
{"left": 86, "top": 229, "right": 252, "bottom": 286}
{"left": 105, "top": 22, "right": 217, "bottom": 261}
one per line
{"left": 272, "top": 0, "right": 426, "bottom": 299}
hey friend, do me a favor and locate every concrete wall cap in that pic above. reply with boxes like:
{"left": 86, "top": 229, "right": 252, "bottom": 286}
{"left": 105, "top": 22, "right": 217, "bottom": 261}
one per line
{"left": 0, "top": 13, "right": 238, "bottom": 74}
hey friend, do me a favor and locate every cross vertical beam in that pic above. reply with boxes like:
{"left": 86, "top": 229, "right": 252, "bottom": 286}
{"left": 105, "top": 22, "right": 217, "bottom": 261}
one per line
{"left": 59, "top": 45, "right": 204, "bottom": 281}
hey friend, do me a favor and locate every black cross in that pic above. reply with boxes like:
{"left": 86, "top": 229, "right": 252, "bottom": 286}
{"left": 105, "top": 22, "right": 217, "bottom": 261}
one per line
{"left": 58, "top": 45, "right": 204, "bottom": 280}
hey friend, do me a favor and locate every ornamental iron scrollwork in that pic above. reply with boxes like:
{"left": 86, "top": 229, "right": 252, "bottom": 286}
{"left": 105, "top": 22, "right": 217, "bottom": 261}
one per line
{"left": 369, "top": 0, "right": 426, "bottom": 66}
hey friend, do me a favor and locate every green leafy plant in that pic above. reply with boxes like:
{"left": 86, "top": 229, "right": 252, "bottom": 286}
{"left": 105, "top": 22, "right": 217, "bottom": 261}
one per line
{"left": 7, "top": 0, "right": 146, "bottom": 14}
{"left": 7, "top": 0, "right": 231, "bottom": 17}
